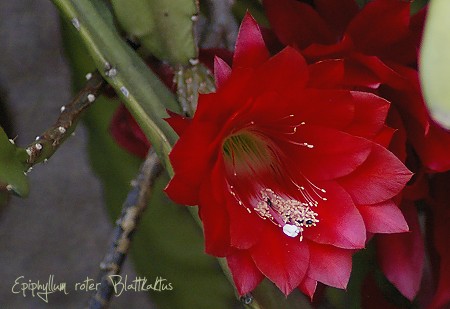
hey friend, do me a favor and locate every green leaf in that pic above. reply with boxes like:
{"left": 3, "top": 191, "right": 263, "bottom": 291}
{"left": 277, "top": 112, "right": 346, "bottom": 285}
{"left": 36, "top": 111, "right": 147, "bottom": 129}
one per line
{"left": 111, "top": 0, "right": 198, "bottom": 65}
{"left": 420, "top": 0, "right": 450, "bottom": 129}
{"left": 0, "top": 127, "right": 29, "bottom": 197}
{"left": 61, "top": 15, "right": 236, "bottom": 309}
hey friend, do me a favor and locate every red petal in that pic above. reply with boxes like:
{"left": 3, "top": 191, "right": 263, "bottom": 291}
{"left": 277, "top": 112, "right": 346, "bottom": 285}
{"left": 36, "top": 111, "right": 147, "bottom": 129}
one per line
{"left": 165, "top": 110, "right": 191, "bottom": 136}
{"left": 374, "top": 126, "right": 396, "bottom": 150}
{"left": 250, "top": 224, "right": 309, "bottom": 295}
{"left": 341, "top": 58, "right": 381, "bottom": 89}
{"left": 227, "top": 250, "right": 264, "bottom": 295}
{"left": 233, "top": 13, "right": 270, "bottom": 68}
{"left": 376, "top": 201, "right": 424, "bottom": 301}
{"left": 357, "top": 200, "right": 408, "bottom": 234}
{"left": 415, "top": 123, "right": 450, "bottom": 172}
{"left": 166, "top": 121, "right": 220, "bottom": 205}
{"left": 225, "top": 195, "right": 265, "bottom": 250}
{"left": 307, "top": 243, "right": 353, "bottom": 289}
{"left": 338, "top": 143, "right": 412, "bottom": 205}
{"left": 283, "top": 125, "right": 372, "bottom": 181}
{"left": 386, "top": 107, "right": 408, "bottom": 163}
{"left": 344, "top": 91, "right": 390, "bottom": 139}
{"left": 308, "top": 59, "right": 345, "bottom": 88}
{"left": 346, "top": 0, "right": 410, "bottom": 55}
{"left": 285, "top": 90, "right": 356, "bottom": 130}
{"left": 352, "top": 53, "right": 409, "bottom": 90}
{"left": 214, "top": 56, "right": 232, "bottom": 89}
{"left": 251, "top": 46, "right": 308, "bottom": 94}
{"left": 302, "top": 35, "right": 353, "bottom": 62}
{"left": 305, "top": 182, "right": 366, "bottom": 249}
{"left": 314, "top": 0, "right": 359, "bottom": 35}
{"left": 263, "top": 0, "right": 335, "bottom": 49}
{"left": 298, "top": 276, "right": 317, "bottom": 300}
{"left": 195, "top": 70, "right": 254, "bottom": 122}
{"left": 198, "top": 159, "right": 231, "bottom": 256}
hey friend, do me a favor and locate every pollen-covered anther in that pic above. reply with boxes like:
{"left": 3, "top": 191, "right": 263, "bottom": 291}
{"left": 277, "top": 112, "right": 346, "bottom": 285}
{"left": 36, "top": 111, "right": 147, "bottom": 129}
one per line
{"left": 256, "top": 188, "right": 320, "bottom": 241}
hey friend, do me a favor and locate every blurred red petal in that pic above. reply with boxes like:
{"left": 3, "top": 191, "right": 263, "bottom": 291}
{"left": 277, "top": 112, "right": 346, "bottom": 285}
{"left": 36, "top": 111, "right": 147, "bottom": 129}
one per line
{"left": 109, "top": 105, "right": 150, "bottom": 158}
{"left": 415, "top": 123, "right": 450, "bottom": 172}
{"left": 376, "top": 201, "right": 424, "bottom": 300}
{"left": 263, "top": 0, "right": 334, "bottom": 49}
{"left": 346, "top": 0, "right": 410, "bottom": 55}
{"left": 314, "top": 0, "right": 359, "bottom": 35}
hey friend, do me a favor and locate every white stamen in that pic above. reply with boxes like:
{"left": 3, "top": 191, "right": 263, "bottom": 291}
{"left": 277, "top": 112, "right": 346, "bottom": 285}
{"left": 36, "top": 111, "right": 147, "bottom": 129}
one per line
{"left": 6, "top": 184, "right": 13, "bottom": 191}
{"left": 8, "top": 139, "right": 15, "bottom": 144}
{"left": 58, "top": 127, "right": 66, "bottom": 134}
{"left": 85, "top": 73, "right": 92, "bottom": 80}
{"left": 35, "top": 143, "right": 42, "bottom": 150}
{"left": 87, "top": 94, "right": 95, "bottom": 102}
{"left": 60, "top": 106, "right": 66, "bottom": 113}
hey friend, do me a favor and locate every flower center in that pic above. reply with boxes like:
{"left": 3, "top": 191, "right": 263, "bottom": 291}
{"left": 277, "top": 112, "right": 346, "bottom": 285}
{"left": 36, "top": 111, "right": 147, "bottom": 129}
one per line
{"left": 255, "top": 188, "right": 319, "bottom": 241}
{"left": 222, "top": 132, "right": 274, "bottom": 175}
{"left": 223, "top": 126, "right": 326, "bottom": 241}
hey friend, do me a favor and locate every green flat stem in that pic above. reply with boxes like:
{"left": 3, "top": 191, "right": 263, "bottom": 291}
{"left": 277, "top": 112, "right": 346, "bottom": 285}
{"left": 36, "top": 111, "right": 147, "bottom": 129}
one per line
{"left": 52, "top": 0, "right": 179, "bottom": 174}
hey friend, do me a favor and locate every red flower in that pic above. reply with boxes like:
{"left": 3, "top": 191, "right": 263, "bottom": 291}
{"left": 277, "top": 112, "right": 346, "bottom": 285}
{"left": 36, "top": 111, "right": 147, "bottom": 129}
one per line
{"left": 165, "top": 14, "right": 411, "bottom": 297}
{"left": 263, "top": 0, "right": 450, "bottom": 173}
{"left": 262, "top": 0, "right": 434, "bottom": 300}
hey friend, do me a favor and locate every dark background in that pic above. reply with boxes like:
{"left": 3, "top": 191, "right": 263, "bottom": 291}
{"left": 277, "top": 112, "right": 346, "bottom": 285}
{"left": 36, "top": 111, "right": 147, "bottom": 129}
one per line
{"left": 0, "top": 1, "right": 152, "bottom": 307}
